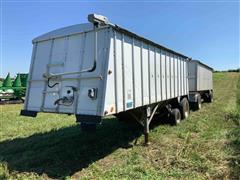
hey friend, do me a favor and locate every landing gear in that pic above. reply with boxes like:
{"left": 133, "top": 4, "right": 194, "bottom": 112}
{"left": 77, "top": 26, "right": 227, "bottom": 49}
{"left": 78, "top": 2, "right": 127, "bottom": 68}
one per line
{"left": 117, "top": 104, "right": 160, "bottom": 145}
{"left": 114, "top": 97, "right": 192, "bottom": 145}
{"left": 143, "top": 105, "right": 159, "bottom": 145}
{"left": 119, "top": 103, "right": 183, "bottom": 145}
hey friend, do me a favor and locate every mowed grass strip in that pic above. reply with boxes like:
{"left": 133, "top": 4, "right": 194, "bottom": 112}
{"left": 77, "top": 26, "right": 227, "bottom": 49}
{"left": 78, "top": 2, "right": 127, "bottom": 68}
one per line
{"left": 0, "top": 72, "right": 239, "bottom": 180}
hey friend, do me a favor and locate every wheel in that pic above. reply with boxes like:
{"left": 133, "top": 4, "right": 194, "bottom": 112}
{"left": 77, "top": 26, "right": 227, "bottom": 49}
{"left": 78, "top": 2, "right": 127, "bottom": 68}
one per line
{"left": 205, "top": 91, "right": 213, "bottom": 103}
{"left": 170, "top": 108, "right": 181, "bottom": 126}
{"left": 179, "top": 98, "right": 190, "bottom": 119}
{"left": 193, "top": 94, "right": 201, "bottom": 110}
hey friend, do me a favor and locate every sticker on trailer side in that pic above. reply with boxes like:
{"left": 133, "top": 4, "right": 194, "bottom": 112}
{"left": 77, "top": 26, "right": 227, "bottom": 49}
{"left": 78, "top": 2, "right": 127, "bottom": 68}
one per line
{"left": 126, "top": 101, "right": 133, "bottom": 108}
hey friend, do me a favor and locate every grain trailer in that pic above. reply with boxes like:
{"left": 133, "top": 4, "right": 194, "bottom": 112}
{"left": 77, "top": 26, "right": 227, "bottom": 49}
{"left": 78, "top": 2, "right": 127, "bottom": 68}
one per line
{"left": 21, "top": 14, "right": 193, "bottom": 144}
{"left": 188, "top": 60, "right": 213, "bottom": 110}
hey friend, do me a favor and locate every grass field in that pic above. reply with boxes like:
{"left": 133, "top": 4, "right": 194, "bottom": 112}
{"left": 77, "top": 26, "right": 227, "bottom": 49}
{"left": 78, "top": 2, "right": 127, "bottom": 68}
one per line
{"left": 0, "top": 72, "right": 239, "bottom": 180}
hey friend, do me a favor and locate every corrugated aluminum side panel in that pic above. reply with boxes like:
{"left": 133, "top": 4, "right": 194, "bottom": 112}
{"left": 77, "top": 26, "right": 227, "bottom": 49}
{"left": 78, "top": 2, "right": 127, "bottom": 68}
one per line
{"left": 103, "top": 29, "right": 189, "bottom": 115}
{"left": 149, "top": 46, "right": 156, "bottom": 103}
{"left": 142, "top": 43, "right": 150, "bottom": 105}
{"left": 115, "top": 32, "right": 124, "bottom": 112}
{"left": 161, "top": 51, "right": 166, "bottom": 100}
{"left": 188, "top": 61, "right": 212, "bottom": 92}
{"left": 133, "top": 39, "right": 142, "bottom": 107}
{"left": 174, "top": 55, "right": 178, "bottom": 97}
{"left": 166, "top": 53, "right": 171, "bottom": 99}
{"left": 197, "top": 64, "right": 213, "bottom": 91}
{"left": 186, "top": 60, "right": 189, "bottom": 94}
{"left": 188, "top": 61, "right": 197, "bottom": 91}
{"left": 156, "top": 50, "right": 161, "bottom": 102}
{"left": 181, "top": 59, "right": 184, "bottom": 95}
{"left": 123, "top": 35, "right": 134, "bottom": 110}
{"left": 183, "top": 60, "right": 187, "bottom": 95}
{"left": 170, "top": 54, "right": 174, "bottom": 97}
{"left": 177, "top": 58, "right": 180, "bottom": 96}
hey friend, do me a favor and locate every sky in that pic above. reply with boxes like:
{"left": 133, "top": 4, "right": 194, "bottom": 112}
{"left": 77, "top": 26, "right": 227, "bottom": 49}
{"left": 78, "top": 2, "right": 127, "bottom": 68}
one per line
{"left": 1, "top": 1, "right": 239, "bottom": 77}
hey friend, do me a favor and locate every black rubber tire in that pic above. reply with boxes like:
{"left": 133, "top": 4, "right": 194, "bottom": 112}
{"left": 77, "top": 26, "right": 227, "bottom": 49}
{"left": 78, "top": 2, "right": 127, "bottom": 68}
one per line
{"left": 170, "top": 108, "right": 181, "bottom": 126}
{"left": 194, "top": 94, "right": 202, "bottom": 110}
{"left": 205, "top": 91, "right": 213, "bottom": 103}
{"left": 179, "top": 98, "right": 190, "bottom": 120}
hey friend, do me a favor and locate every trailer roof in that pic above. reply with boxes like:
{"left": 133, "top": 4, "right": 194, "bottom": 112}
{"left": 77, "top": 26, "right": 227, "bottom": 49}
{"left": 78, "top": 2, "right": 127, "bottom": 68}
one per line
{"left": 32, "top": 21, "right": 190, "bottom": 60}
{"left": 32, "top": 23, "right": 93, "bottom": 43}
{"left": 192, "top": 60, "right": 214, "bottom": 71}
{"left": 111, "top": 24, "right": 190, "bottom": 59}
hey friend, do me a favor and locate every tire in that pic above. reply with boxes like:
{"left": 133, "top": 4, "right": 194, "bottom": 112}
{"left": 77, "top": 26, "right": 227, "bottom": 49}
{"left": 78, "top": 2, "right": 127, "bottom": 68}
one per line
{"left": 205, "top": 91, "right": 213, "bottom": 103}
{"left": 170, "top": 108, "right": 181, "bottom": 126}
{"left": 194, "top": 94, "right": 201, "bottom": 110}
{"left": 179, "top": 98, "right": 190, "bottom": 119}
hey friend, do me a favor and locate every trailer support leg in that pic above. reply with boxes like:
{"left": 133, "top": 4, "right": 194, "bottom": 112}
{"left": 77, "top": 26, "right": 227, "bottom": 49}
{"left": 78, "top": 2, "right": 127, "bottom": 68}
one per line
{"left": 144, "top": 117, "right": 149, "bottom": 145}
{"left": 144, "top": 104, "right": 159, "bottom": 145}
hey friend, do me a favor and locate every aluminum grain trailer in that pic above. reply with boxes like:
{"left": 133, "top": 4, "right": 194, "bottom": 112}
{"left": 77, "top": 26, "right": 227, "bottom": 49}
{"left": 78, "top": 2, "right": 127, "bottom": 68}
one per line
{"left": 21, "top": 14, "right": 191, "bottom": 144}
{"left": 188, "top": 60, "right": 213, "bottom": 110}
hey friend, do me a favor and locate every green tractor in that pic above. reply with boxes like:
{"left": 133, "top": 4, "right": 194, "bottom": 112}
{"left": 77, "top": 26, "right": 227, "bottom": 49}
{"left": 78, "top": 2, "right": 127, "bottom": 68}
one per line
{"left": 0, "top": 73, "right": 28, "bottom": 101}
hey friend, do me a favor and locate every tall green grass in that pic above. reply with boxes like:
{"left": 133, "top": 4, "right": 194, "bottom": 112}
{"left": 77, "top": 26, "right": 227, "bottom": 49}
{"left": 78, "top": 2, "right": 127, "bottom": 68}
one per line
{"left": 0, "top": 73, "right": 239, "bottom": 179}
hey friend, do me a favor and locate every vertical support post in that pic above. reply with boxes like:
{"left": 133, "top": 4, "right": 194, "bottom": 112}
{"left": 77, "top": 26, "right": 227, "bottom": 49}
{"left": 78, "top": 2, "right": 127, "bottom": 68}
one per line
{"left": 144, "top": 117, "right": 149, "bottom": 145}
{"left": 143, "top": 104, "right": 159, "bottom": 145}
{"left": 144, "top": 106, "right": 151, "bottom": 145}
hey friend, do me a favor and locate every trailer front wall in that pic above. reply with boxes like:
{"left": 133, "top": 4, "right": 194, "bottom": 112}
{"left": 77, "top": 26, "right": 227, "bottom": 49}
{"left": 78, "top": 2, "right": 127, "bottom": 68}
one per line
{"left": 104, "top": 29, "right": 189, "bottom": 115}
{"left": 24, "top": 28, "right": 110, "bottom": 116}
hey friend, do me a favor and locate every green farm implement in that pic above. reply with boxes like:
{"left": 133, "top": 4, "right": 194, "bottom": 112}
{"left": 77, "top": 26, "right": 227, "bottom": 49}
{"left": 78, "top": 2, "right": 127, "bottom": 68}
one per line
{"left": 0, "top": 73, "right": 28, "bottom": 103}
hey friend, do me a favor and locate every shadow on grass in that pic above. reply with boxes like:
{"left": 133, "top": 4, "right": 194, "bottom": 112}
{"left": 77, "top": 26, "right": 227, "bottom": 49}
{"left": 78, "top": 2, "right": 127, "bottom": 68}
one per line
{"left": 0, "top": 117, "right": 143, "bottom": 179}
